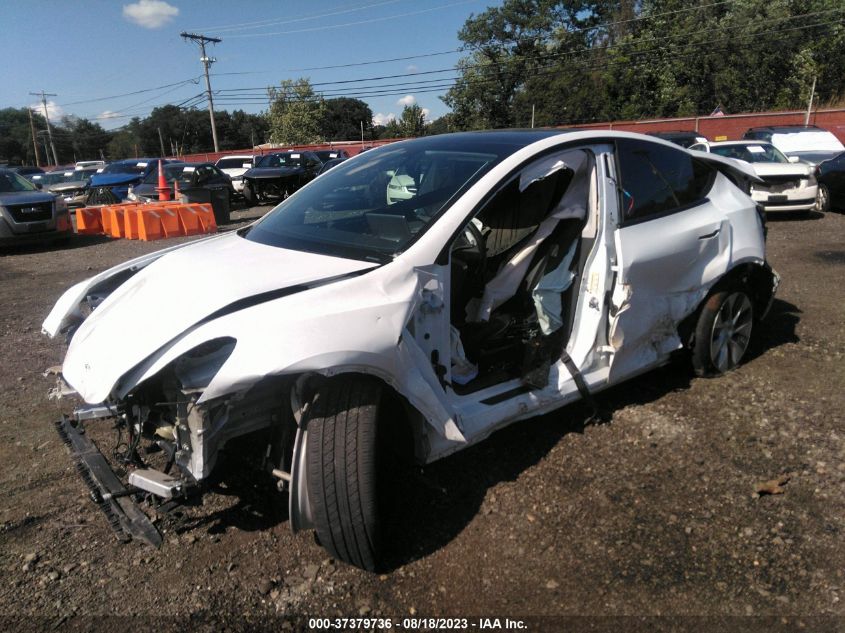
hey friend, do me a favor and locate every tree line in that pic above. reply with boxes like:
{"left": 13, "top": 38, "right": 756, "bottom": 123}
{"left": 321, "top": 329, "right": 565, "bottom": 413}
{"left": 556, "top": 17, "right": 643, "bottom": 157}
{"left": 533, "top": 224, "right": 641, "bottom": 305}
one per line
{"left": 442, "top": 0, "right": 845, "bottom": 130}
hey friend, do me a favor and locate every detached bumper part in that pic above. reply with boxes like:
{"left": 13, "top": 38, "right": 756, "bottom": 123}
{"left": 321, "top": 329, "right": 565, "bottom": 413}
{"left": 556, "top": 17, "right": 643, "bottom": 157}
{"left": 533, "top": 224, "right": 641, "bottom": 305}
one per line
{"left": 54, "top": 416, "right": 162, "bottom": 548}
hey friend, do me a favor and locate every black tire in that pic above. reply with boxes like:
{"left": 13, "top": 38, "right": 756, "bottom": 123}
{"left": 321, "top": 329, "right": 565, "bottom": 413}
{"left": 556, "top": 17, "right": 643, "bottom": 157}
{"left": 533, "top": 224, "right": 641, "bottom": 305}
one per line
{"left": 692, "top": 289, "right": 754, "bottom": 376}
{"left": 305, "top": 376, "right": 383, "bottom": 570}
{"left": 816, "top": 183, "right": 830, "bottom": 213}
{"left": 242, "top": 180, "right": 257, "bottom": 206}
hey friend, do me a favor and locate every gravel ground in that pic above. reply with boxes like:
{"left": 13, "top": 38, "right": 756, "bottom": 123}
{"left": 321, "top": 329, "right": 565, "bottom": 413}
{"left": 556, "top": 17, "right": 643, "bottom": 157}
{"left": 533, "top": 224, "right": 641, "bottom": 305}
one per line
{"left": 0, "top": 206, "right": 843, "bottom": 632}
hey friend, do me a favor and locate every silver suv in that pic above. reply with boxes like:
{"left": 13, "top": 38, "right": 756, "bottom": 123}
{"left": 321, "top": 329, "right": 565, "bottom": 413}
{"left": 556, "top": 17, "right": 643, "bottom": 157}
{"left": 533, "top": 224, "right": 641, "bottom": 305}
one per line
{"left": 0, "top": 168, "right": 72, "bottom": 246}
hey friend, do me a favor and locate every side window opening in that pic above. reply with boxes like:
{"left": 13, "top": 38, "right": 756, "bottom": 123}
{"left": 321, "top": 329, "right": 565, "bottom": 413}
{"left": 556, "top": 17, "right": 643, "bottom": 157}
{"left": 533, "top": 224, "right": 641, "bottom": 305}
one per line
{"left": 448, "top": 149, "right": 596, "bottom": 394}
{"left": 616, "top": 138, "right": 715, "bottom": 223}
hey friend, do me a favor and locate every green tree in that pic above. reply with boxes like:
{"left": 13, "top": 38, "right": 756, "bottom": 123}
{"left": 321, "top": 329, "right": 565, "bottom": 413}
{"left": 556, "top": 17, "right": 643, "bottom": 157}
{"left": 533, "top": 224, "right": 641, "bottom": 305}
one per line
{"left": 399, "top": 104, "right": 426, "bottom": 137}
{"left": 267, "top": 78, "right": 326, "bottom": 145}
{"left": 321, "top": 97, "right": 373, "bottom": 141}
{"left": 0, "top": 108, "right": 43, "bottom": 165}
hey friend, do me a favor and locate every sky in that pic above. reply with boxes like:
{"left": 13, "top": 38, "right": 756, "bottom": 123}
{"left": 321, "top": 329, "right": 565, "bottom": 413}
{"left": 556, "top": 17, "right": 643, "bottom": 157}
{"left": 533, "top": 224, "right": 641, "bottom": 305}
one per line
{"left": 0, "top": 0, "right": 494, "bottom": 132}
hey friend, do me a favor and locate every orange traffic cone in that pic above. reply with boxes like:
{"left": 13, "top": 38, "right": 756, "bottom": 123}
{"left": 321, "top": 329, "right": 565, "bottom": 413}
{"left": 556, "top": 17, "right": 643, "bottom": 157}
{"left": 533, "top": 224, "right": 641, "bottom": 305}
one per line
{"left": 172, "top": 178, "right": 181, "bottom": 201}
{"left": 156, "top": 159, "right": 171, "bottom": 201}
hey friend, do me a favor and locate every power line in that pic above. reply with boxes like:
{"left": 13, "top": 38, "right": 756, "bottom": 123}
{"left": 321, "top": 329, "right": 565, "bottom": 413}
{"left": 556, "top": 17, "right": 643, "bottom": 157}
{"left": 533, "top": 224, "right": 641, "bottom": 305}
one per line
{"left": 193, "top": 0, "right": 405, "bottom": 34}
{"left": 59, "top": 77, "right": 201, "bottom": 107}
{"left": 224, "top": 0, "right": 479, "bottom": 38}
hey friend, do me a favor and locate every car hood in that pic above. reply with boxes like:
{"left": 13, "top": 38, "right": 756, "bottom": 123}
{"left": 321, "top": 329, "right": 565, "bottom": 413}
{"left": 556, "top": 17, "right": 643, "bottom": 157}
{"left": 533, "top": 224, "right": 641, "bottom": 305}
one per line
{"left": 58, "top": 232, "right": 378, "bottom": 402}
{"left": 0, "top": 191, "right": 57, "bottom": 205}
{"left": 90, "top": 173, "right": 143, "bottom": 187}
{"left": 750, "top": 163, "right": 811, "bottom": 177}
{"left": 244, "top": 166, "right": 303, "bottom": 179}
{"left": 47, "top": 181, "right": 88, "bottom": 192}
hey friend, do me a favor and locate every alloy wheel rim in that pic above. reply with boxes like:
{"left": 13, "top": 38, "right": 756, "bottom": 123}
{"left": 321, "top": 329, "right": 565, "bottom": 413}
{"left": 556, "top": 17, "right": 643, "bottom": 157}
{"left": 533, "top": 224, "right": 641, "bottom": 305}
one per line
{"left": 709, "top": 292, "right": 753, "bottom": 373}
{"left": 817, "top": 185, "right": 829, "bottom": 212}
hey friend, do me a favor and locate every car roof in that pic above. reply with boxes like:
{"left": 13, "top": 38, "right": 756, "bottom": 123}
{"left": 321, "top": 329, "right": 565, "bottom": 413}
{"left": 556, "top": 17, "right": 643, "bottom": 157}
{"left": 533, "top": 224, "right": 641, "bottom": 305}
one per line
{"left": 710, "top": 140, "right": 772, "bottom": 147}
{"left": 746, "top": 125, "right": 823, "bottom": 132}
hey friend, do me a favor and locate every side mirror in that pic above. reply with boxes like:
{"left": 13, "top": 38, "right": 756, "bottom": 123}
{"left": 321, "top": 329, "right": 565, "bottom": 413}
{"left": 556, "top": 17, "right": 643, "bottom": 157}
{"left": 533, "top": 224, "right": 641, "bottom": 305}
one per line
{"left": 35, "top": 182, "right": 43, "bottom": 190}
{"left": 788, "top": 156, "right": 800, "bottom": 163}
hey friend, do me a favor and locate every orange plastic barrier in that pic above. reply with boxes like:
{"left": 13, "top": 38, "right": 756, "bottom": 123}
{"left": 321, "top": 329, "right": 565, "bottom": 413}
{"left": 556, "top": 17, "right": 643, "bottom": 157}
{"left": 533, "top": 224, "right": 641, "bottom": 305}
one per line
{"left": 73, "top": 201, "right": 218, "bottom": 242}
{"left": 76, "top": 207, "right": 103, "bottom": 234}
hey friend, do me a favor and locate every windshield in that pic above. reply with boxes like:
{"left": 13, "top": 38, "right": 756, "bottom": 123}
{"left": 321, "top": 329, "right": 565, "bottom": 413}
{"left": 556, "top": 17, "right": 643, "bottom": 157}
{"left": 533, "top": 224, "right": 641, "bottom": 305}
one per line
{"left": 256, "top": 153, "right": 306, "bottom": 168}
{"left": 142, "top": 164, "right": 198, "bottom": 184}
{"left": 711, "top": 143, "right": 789, "bottom": 163}
{"left": 217, "top": 157, "right": 253, "bottom": 169}
{"left": 102, "top": 160, "right": 151, "bottom": 175}
{"left": 0, "top": 171, "right": 38, "bottom": 193}
{"left": 246, "top": 145, "right": 500, "bottom": 261}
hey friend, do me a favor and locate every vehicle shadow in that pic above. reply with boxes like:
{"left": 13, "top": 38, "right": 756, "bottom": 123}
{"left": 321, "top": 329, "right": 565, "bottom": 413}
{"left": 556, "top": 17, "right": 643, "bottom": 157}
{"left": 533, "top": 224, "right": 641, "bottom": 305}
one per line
{"left": 0, "top": 233, "right": 112, "bottom": 255}
{"left": 380, "top": 297, "right": 802, "bottom": 570}
{"left": 766, "top": 210, "right": 823, "bottom": 222}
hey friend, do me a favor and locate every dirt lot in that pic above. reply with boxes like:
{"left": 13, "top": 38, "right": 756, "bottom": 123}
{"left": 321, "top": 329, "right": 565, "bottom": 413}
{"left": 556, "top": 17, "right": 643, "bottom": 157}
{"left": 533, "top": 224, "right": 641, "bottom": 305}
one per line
{"left": 0, "top": 206, "right": 843, "bottom": 632}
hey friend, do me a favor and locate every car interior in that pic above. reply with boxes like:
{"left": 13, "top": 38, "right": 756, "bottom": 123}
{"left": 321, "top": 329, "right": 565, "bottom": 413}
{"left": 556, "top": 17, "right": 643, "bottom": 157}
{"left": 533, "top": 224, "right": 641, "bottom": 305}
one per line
{"left": 448, "top": 148, "right": 597, "bottom": 393}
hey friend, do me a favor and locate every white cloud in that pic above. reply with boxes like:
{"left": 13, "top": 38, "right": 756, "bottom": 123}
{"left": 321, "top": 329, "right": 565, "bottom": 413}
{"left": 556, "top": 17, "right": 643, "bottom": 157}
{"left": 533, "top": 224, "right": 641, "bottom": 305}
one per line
{"left": 97, "top": 111, "right": 120, "bottom": 120}
{"left": 373, "top": 112, "right": 396, "bottom": 126}
{"left": 421, "top": 108, "right": 430, "bottom": 119}
{"left": 406, "top": 65, "right": 418, "bottom": 74}
{"left": 123, "top": 0, "right": 179, "bottom": 29}
{"left": 396, "top": 94, "right": 416, "bottom": 107}
{"left": 30, "top": 101, "right": 63, "bottom": 120}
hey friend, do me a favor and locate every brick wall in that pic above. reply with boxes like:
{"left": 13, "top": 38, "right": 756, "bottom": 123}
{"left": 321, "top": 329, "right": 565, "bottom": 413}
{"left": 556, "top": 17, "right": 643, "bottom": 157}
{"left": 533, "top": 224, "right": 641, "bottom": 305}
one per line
{"left": 564, "top": 108, "right": 845, "bottom": 143}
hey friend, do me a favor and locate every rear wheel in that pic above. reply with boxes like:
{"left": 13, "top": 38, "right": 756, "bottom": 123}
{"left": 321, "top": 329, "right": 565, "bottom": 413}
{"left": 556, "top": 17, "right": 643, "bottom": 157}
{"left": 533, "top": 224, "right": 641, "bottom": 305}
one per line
{"left": 305, "top": 376, "right": 384, "bottom": 570}
{"left": 692, "top": 289, "right": 754, "bottom": 376}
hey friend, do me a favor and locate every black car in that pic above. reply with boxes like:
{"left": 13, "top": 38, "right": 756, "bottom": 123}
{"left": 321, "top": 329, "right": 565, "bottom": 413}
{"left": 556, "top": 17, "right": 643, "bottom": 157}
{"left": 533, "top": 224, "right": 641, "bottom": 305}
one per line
{"left": 242, "top": 151, "right": 322, "bottom": 204}
{"left": 816, "top": 151, "right": 845, "bottom": 212}
{"left": 316, "top": 157, "right": 347, "bottom": 175}
{"left": 646, "top": 130, "right": 709, "bottom": 148}
{"left": 131, "top": 162, "right": 235, "bottom": 223}
{"left": 0, "top": 168, "right": 73, "bottom": 246}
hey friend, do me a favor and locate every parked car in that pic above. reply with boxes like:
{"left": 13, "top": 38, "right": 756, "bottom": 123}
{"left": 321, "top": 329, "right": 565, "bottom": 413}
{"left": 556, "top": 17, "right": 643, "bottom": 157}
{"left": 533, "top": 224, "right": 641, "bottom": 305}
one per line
{"left": 0, "top": 168, "right": 72, "bottom": 245}
{"left": 743, "top": 125, "right": 845, "bottom": 165}
{"left": 44, "top": 167, "right": 101, "bottom": 208}
{"left": 705, "top": 141, "right": 818, "bottom": 214}
{"left": 214, "top": 155, "right": 254, "bottom": 194}
{"left": 647, "top": 130, "right": 709, "bottom": 149}
{"left": 86, "top": 159, "right": 171, "bottom": 205}
{"left": 241, "top": 151, "right": 322, "bottom": 204}
{"left": 44, "top": 131, "right": 777, "bottom": 570}
{"left": 815, "top": 151, "right": 845, "bottom": 212}
{"left": 314, "top": 149, "right": 350, "bottom": 163}
{"left": 130, "top": 162, "right": 233, "bottom": 202}
{"left": 8, "top": 165, "right": 46, "bottom": 180}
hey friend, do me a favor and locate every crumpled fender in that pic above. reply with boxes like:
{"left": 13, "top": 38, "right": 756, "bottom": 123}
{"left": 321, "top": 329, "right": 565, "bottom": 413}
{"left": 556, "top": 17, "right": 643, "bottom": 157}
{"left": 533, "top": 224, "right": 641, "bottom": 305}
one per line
{"left": 114, "top": 260, "right": 466, "bottom": 443}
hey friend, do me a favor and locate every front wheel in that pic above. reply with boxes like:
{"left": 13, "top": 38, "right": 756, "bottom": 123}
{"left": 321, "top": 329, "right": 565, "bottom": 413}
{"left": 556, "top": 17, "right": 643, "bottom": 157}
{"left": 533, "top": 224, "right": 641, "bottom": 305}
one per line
{"left": 242, "top": 181, "right": 257, "bottom": 206}
{"left": 305, "top": 376, "right": 384, "bottom": 570}
{"left": 816, "top": 183, "right": 830, "bottom": 213}
{"left": 692, "top": 289, "right": 754, "bottom": 376}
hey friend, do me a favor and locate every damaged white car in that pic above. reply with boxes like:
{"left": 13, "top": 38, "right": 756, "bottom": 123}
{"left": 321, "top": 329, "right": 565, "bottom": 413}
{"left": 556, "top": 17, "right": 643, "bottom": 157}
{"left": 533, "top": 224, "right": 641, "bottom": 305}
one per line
{"left": 44, "top": 130, "right": 777, "bottom": 570}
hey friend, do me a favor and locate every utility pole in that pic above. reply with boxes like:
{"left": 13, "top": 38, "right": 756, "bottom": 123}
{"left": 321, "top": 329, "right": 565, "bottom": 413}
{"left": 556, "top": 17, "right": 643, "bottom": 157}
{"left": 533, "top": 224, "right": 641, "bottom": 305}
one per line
{"left": 804, "top": 75, "right": 816, "bottom": 126}
{"left": 30, "top": 90, "right": 59, "bottom": 165}
{"left": 157, "top": 127, "right": 167, "bottom": 157}
{"left": 180, "top": 32, "right": 221, "bottom": 153}
{"left": 27, "top": 107, "right": 41, "bottom": 167}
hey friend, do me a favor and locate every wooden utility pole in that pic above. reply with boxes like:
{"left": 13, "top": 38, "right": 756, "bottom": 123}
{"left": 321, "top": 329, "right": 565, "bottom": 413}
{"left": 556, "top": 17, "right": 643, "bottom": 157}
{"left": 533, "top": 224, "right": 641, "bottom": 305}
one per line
{"left": 27, "top": 107, "right": 41, "bottom": 167}
{"left": 804, "top": 75, "right": 817, "bottom": 126}
{"left": 30, "top": 90, "right": 59, "bottom": 165}
{"left": 180, "top": 32, "right": 222, "bottom": 153}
